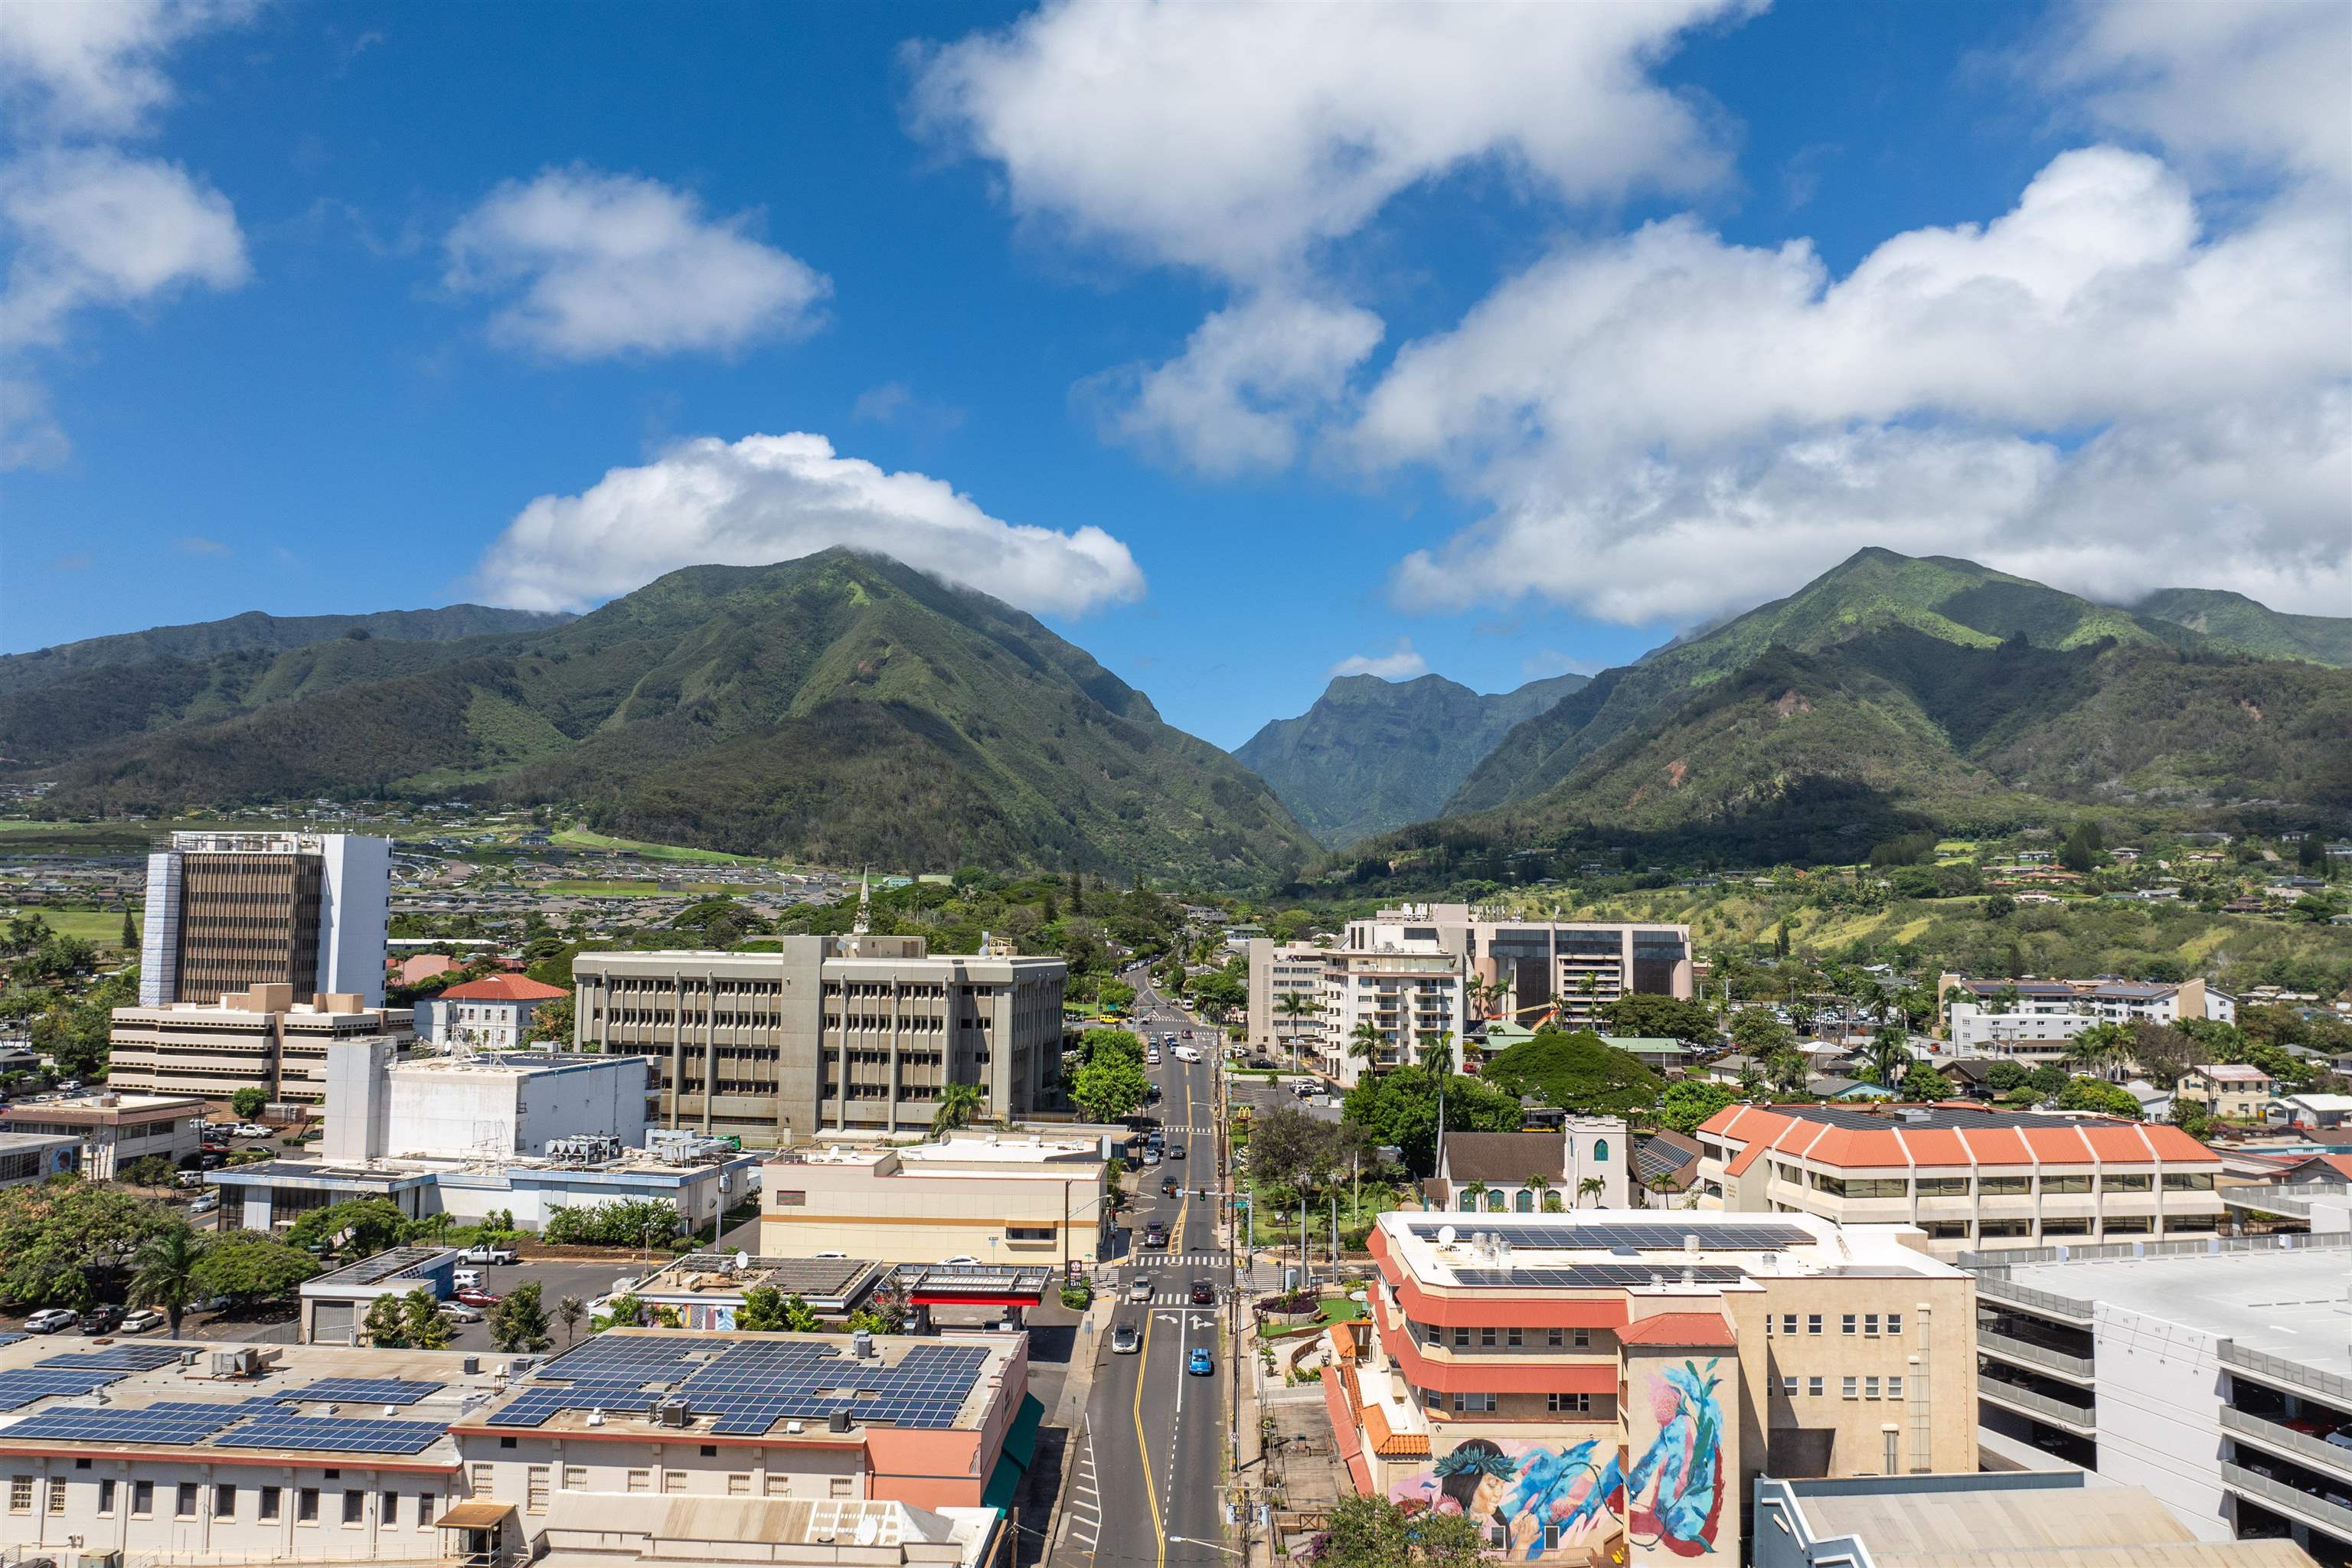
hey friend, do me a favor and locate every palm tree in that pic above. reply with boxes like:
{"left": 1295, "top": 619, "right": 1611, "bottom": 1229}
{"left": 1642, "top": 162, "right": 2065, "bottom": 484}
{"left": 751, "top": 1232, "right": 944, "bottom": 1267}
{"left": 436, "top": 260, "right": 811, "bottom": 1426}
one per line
{"left": 1348, "top": 1021, "right": 1386, "bottom": 1076}
{"left": 1416, "top": 1031, "right": 1455, "bottom": 1080}
{"left": 931, "top": 1083, "right": 982, "bottom": 1138}
{"left": 1767, "top": 1050, "right": 1811, "bottom": 1097}
{"left": 1525, "top": 1173, "right": 1551, "bottom": 1213}
{"left": 2067, "top": 1023, "right": 2131, "bottom": 1082}
{"left": 1577, "top": 1176, "right": 1606, "bottom": 1209}
{"left": 129, "top": 1222, "right": 207, "bottom": 1338}
{"left": 1736, "top": 1059, "right": 1766, "bottom": 1098}
{"left": 1866, "top": 1028, "right": 1912, "bottom": 1095}
{"left": 557, "top": 1295, "right": 587, "bottom": 1348}
{"left": 1276, "top": 991, "right": 1316, "bottom": 1067}
{"left": 1459, "top": 1179, "right": 1489, "bottom": 1214}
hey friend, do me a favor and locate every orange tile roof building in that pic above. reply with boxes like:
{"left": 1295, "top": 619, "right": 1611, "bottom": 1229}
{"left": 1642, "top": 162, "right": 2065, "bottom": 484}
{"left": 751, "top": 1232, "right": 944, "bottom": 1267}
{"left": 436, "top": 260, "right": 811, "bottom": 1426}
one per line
{"left": 420, "top": 973, "right": 569, "bottom": 1053}
{"left": 1694, "top": 1103, "right": 2223, "bottom": 1257}
{"left": 1334, "top": 1210, "right": 1976, "bottom": 1565}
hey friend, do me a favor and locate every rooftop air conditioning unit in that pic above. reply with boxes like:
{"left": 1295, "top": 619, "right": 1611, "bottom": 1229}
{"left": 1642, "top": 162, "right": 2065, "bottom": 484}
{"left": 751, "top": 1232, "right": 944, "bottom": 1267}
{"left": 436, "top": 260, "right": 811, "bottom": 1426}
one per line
{"left": 828, "top": 1406, "right": 854, "bottom": 1433}
{"left": 655, "top": 1397, "right": 693, "bottom": 1428}
{"left": 851, "top": 1329, "right": 874, "bottom": 1360}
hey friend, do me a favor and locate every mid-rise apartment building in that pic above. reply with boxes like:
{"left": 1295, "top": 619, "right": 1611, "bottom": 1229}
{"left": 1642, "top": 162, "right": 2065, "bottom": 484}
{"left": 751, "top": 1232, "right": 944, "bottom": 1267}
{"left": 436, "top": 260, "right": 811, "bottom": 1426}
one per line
{"left": 1937, "top": 974, "right": 2236, "bottom": 1058}
{"left": 139, "top": 831, "right": 390, "bottom": 1008}
{"left": 2176, "top": 1063, "right": 2276, "bottom": 1119}
{"left": 1243, "top": 938, "right": 1328, "bottom": 1054}
{"left": 0, "top": 1089, "right": 202, "bottom": 1180}
{"left": 0, "top": 1328, "right": 1023, "bottom": 1568}
{"left": 1321, "top": 943, "right": 1466, "bottom": 1087}
{"left": 572, "top": 936, "right": 1065, "bottom": 1148}
{"left": 1350, "top": 906, "right": 1694, "bottom": 1031}
{"left": 1334, "top": 1211, "right": 1975, "bottom": 1566}
{"left": 1694, "top": 1103, "right": 2225, "bottom": 1258}
{"left": 1967, "top": 1231, "right": 2352, "bottom": 1562}
{"left": 107, "top": 984, "right": 414, "bottom": 1107}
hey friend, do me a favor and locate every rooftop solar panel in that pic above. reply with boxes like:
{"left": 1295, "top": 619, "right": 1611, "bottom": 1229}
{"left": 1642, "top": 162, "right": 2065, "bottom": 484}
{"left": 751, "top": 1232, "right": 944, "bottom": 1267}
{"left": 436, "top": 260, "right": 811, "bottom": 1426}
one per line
{"left": 0, "top": 1367, "right": 131, "bottom": 1411}
{"left": 492, "top": 1335, "right": 991, "bottom": 1433}
{"left": 1403, "top": 1219, "right": 1811, "bottom": 1250}
{"left": 38, "top": 1344, "right": 191, "bottom": 1371}
{"left": 0, "top": 1333, "right": 24, "bottom": 1349}
{"left": 1448, "top": 1263, "right": 1750, "bottom": 1289}
{"left": 212, "top": 1415, "right": 447, "bottom": 1454}
{"left": 284, "top": 1377, "right": 445, "bottom": 1406}
{"left": 6, "top": 1401, "right": 247, "bottom": 1444}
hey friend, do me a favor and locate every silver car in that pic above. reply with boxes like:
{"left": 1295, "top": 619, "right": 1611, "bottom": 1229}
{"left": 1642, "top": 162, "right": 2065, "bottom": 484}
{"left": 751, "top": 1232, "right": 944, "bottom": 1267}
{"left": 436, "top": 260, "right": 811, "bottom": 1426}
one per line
{"left": 1111, "top": 1322, "right": 1141, "bottom": 1354}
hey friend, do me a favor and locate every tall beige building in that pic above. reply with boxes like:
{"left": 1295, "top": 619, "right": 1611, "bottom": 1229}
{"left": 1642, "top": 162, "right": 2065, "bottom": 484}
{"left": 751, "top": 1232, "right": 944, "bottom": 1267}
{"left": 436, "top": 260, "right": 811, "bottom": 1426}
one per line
{"left": 139, "top": 831, "right": 390, "bottom": 1008}
{"left": 572, "top": 936, "right": 1066, "bottom": 1148}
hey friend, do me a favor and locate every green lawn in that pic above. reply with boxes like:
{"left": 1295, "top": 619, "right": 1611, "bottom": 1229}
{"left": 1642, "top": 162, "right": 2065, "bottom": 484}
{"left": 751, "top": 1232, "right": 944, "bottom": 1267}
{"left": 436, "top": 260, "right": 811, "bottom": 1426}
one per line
{"left": 534, "top": 879, "right": 663, "bottom": 896}
{"left": 1248, "top": 1179, "right": 1399, "bottom": 1250}
{"left": 5, "top": 906, "right": 138, "bottom": 949}
{"left": 549, "top": 827, "right": 772, "bottom": 865}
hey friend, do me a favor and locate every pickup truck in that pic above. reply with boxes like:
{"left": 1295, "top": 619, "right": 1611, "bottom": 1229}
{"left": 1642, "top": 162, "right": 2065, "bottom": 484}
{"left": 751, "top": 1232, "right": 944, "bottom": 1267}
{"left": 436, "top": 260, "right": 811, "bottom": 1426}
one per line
{"left": 460, "top": 1244, "right": 518, "bottom": 1266}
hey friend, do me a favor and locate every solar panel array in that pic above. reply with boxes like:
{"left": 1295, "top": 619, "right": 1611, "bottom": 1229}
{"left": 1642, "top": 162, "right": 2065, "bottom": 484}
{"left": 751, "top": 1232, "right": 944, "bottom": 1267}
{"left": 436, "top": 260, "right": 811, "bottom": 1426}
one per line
{"left": 37, "top": 1344, "right": 191, "bottom": 1372}
{"left": 487, "top": 1334, "right": 991, "bottom": 1435}
{"left": 1449, "top": 1263, "right": 1750, "bottom": 1289}
{"left": 6, "top": 1401, "right": 248, "bottom": 1445}
{"left": 213, "top": 1413, "right": 448, "bottom": 1455}
{"left": 1405, "top": 1219, "right": 1811, "bottom": 1250}
{"left": 0, "top": 1333, "right": 23, "bottom": 1349}
{"left": 285, "top": 1377, "right": 445, "bottom": 1406}
{"left": 0, "top": 1367, "right": 132, "bottom": 1411}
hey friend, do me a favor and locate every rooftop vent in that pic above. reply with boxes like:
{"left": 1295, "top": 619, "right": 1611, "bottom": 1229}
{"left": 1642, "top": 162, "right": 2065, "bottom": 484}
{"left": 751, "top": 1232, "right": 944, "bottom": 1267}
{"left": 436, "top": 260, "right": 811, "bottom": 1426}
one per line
{"left": 828, "top": 1406, "right": 854, "bottom": 1434}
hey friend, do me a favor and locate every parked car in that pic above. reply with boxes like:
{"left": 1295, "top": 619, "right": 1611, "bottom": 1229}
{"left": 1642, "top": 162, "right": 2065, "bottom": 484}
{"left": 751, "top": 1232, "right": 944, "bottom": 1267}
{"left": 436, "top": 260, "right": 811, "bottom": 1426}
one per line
{"left": 234, "top": 1125, "right": 270, "bottom": 1138}
{"left": 452, "top": 1269, "right": 485, "bottom": 1291}
{"left": 439, "top": 1302, "right": 484, "bottom": 1324}
{"left": 1127, "top": 1279, "right": 1152, "bottom": 1303}
{"left": 1246, "top": 1057, "right": 1276, "bottom": 1071}
{"left": 24, "top": 1308, "right": 77, "bottom": 1334}
{"left": 939, "top": 1255, "right": 981, "bottom": 1267}
{"left": 175, "top": 1170, "right": 206, "bottom": 1188}
{"left": 77, "top": 1305, "right": 124, "bottom": 1334}
{"left": 117, "top": 1307, "right": 165, "bottom": 1334}
{"left": 189, "top": 1192, "right": 220, "bottom": 1215}
{"left": 1111, "top": 1323, "right": 1141, "bottom": 1354}
{"left": 1187, "top": 1348, "right": 1213, "bottom": 1376}
{"left": 454, "top": 1287, "right": 501, "bottom": 1308}
{"left": 1190, "top": 1280, "right": 1214, "bottom": 1305}
{"left": 460, "top": 1244, "right": 518, "bottom": 1266}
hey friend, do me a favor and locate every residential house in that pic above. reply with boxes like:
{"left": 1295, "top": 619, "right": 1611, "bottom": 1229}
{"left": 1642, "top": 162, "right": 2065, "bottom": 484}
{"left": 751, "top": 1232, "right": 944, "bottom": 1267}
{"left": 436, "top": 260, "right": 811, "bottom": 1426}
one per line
{"left": 2176, "top": 1063, "right": 2275, "bottom": 1120}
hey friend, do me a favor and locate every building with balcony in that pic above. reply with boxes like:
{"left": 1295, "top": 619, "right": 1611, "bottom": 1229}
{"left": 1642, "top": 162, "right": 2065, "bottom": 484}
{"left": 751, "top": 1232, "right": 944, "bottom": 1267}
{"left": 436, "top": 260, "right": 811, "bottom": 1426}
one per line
{"left": 2177, "top": 1063, "right": 2277, "bottom": 1120}
{"left": 1965, "top": 1231, "right": 2352, "bottom": 1563}
{"left": 1693, "top": 1102, "right": 2225, "bottom": 1258}
{"left": 571, "top": 936, "right": 1065, "bottom": 1148}
{"left": 1321, "top": 943, "right": 1466, "bottom": 1088}
{"left": 1331, "top": 1210, "right": 1975, "bottom": 1565}
{"left": 1244, "top": 937, "right": 1330, "bottom": 1056}
{"left": 1936, "top": 975, "right": 2236, "bottom": 1059}
{"left": 0, "top": 1328, "right": 1021, "bottom": 1568}
{"left": 1348, "top": 906, "right": 1694, "bottom": 1034}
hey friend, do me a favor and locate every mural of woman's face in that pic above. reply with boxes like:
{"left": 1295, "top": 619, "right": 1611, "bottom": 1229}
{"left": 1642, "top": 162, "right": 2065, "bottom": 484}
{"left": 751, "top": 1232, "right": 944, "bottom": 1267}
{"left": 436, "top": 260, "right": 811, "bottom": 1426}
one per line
{"left": 1468, "top": 1467, "right": 1512, "bottom": 1523}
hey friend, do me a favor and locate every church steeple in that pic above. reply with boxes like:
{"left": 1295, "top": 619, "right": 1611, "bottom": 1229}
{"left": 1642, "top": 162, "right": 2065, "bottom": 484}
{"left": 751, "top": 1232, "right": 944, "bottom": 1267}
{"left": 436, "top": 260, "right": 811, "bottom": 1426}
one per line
{"left": 852, "top": 869, "right": 872, "bottom": 936}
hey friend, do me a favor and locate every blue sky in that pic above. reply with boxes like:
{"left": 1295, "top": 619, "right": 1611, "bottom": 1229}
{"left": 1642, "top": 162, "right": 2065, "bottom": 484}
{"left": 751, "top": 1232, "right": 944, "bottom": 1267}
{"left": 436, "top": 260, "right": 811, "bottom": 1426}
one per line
{"left": 3, "top": 1, "right": 2345, "bottom": 749}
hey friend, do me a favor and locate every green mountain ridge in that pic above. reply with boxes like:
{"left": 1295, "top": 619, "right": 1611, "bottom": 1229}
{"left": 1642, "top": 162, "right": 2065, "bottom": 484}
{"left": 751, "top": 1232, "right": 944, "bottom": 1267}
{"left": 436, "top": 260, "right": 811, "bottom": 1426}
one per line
{"left": 1233, "top": 671, "right": 1586, "bottom": 848}
{"left": 0, "top": 604, "right": 571, "bottom": 697}
{"left": 1328, "top": 549, "right": 2352, "bottom": 874}
{"left": 11, "top": 550, "right": 1316, "bottom": 885}
{"left": 2132, "top": 588, "right": 2352, "bottom": 668}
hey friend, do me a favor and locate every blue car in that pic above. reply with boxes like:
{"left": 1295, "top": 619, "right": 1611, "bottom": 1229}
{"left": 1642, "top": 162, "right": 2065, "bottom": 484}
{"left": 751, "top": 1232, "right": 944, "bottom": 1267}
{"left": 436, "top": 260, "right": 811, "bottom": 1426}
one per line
{"left": 1187, "top": 1348, "right": 1213, "bottom": 1377}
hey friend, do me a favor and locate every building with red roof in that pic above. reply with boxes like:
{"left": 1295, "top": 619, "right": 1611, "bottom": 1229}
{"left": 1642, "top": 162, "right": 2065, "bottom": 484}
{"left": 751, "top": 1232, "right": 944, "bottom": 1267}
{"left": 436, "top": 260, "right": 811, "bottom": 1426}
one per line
{"left": 420, "top": 972, "right": 569, "bottom": 1053}
{"left": 1694, "top": 1102, "right": 2223, "bottom": 1257}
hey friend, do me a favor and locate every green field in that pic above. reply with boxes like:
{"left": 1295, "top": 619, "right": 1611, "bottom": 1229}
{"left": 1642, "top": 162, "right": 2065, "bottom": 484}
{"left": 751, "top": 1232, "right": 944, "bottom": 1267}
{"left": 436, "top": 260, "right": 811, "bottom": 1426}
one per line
{"left": 550, "top": 827, "right": 773, "bottom": 865}
{"left": 2, "top": 906, "right": 139, "bottom": 948}
{"left": 534, "top": 879, "right": 664, "bottom": 896}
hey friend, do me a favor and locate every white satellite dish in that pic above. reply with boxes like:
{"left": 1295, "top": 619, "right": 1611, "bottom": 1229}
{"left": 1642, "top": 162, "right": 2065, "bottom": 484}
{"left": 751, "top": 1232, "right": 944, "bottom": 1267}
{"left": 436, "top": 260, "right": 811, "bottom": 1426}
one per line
{"left": 1437, "top": 1225, "right": 1457, "bottom": 1246}
{"left": 735, "top": 1250, "right": 750, "bottom": 1270}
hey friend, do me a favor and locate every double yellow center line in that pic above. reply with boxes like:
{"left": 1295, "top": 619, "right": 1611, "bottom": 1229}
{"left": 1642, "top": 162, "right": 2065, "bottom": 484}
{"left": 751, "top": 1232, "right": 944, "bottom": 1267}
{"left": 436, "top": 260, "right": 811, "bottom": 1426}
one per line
{"left": 1130, "top": 1034, "right": 1194, "bottom": 1568}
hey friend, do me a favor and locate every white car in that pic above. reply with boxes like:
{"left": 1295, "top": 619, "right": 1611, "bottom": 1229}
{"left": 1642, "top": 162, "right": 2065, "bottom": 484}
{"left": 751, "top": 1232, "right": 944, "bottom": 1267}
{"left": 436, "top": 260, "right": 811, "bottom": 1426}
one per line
{"left": 461, "top": 1244, "right": 518, "bottom": 1266}
{"left": 23, "top": 1308, "right": 77, "bottom": 1334}
{"left": 939, "top": 1256, "right": 981, "bottom": 1267}
{"left": 189, "top": 1192, "right": 220, "bottom": 1215}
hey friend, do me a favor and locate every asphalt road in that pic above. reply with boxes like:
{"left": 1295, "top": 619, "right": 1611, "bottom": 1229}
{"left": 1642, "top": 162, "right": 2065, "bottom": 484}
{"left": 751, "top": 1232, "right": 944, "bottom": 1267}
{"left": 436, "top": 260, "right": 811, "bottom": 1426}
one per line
{"left": 1060, "top": 978, "right": 1233, "bottom": 1568}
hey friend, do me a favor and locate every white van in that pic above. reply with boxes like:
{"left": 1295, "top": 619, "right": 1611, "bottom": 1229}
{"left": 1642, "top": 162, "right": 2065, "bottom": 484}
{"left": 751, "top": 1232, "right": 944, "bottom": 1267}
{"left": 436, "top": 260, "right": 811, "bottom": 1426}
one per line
{"left": 1171, "top": 1045, "right": 1201, "bottom": 1063}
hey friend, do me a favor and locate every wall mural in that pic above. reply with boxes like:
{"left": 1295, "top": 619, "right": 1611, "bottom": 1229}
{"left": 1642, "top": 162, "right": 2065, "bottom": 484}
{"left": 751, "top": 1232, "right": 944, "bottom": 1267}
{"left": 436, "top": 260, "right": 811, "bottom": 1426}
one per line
{"left": 1390, "top": 1436, "right": 1622, "bottom": 1560}
{"left": 1625, "top": 1359, "right": 1726, "bottom": 1557}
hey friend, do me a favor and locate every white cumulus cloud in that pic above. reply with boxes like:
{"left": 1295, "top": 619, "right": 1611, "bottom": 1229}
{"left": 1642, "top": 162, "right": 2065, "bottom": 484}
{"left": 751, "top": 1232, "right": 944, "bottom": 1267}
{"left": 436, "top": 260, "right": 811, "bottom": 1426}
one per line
{"left": 471, "top": 432, "right": 1146, "bottom": 618}
{"left": 1328, "top": 639, "right": 1428, "bottom": 681}
{"left": 0, "top": 0, "right": 254, "bottom": 136}
{"left": 445, "top": 168, "right": 831, "bottom": 360}
{"left": 910, "top": 0, "right": 1750, "bottom": 472}
{"left": 1367, "top": 142, "right": 2352, "bottom": 624}
{"left": 1, "top": 145, "right": 250, "bottom": 345}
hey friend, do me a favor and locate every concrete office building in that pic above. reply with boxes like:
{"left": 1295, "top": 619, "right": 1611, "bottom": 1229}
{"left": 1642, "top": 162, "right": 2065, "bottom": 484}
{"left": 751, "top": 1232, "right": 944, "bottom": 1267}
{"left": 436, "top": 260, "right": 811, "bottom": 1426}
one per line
{"left": 760, "top": 1133, "right": 1111, "bottom": 1269}
{"left": 0, "top": 1089, "right": 203, "bottom": 1180}
{"left": 1331, "top": 1210, "right": 1976, "bottom": 1565}
{"left": 1967, "top": 1231, "right": 2352, "bottom": 1562}
{"left": 1937, "top": 974, "right": 2236, "bottom": 1059}
{"left": 1694, "top": 1102, "right": 2225, "bottom": 1258}
{"left": 139, "top": 830, "right": 390, "bottom": 1008}
{"left": 572, "top": 936, "right": 1065, "bottom": 1148}
{"left": 107, "top": 984, "right": 414, "bottom": 1107}
{"left": 0, "top": 1328, "right": 1022, "bottom": 1568}
{"left": 0, "top": 1130, "right": 80, "bottom": 1187}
